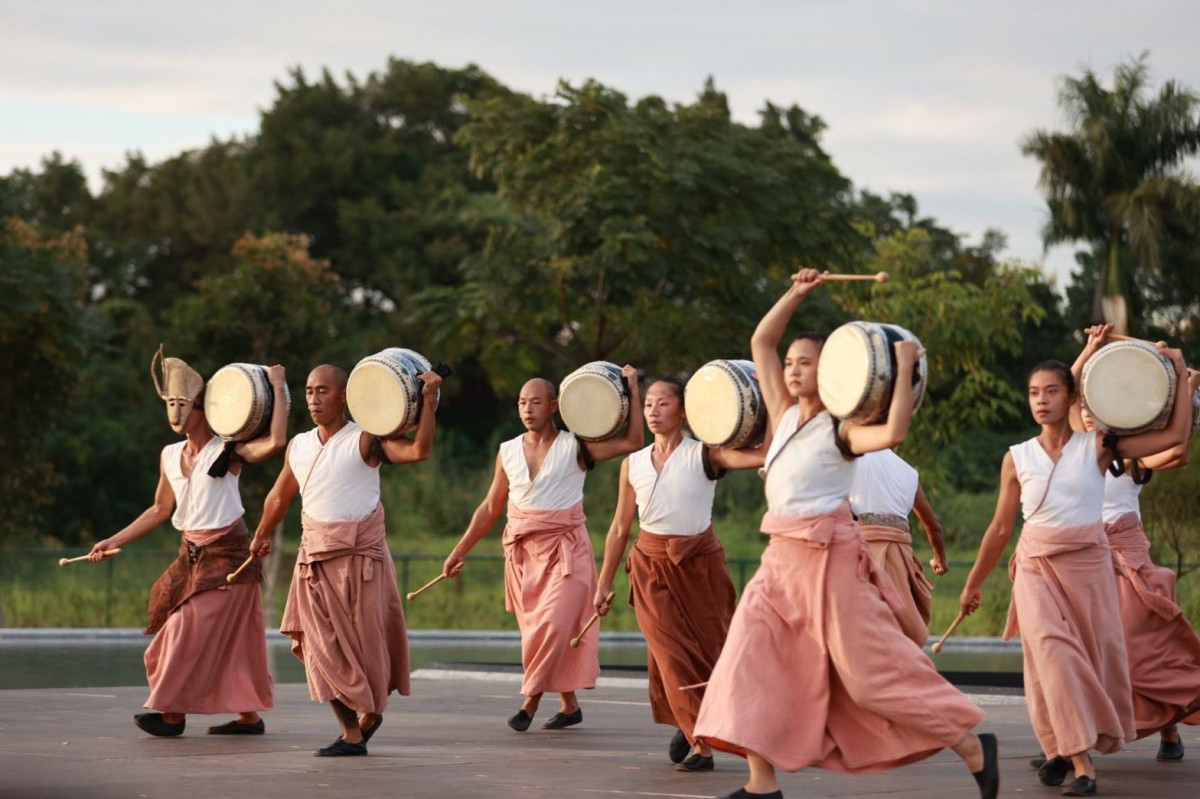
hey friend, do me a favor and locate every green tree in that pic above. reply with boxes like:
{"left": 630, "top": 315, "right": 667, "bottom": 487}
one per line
{"left": 1022, "top": 53, "right": 1200, "bottom": 334}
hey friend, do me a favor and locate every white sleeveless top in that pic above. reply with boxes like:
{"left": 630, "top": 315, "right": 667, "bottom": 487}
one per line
{"left": 500, "top": 430, "right": 586, "bottom": 511}
{"left": 162, "top": 437, "right": 244, "bottom": 531}
{"left": 848, "top": 448, "right": 918, "bottom": 517}
{"left": 1102, "top": 470, "right": 1143, "bottom": 524}
{"left": 1010, "top": 431, "right": 1104, "bottom": 528}
{"left": 763, "top": 407, "right": 857, "bottom": 517}
{"left": 628, "top": 437, "right": 715, "bottom": 536}
{"left": 287, "top": 421, "right": 379, "bottom": 523}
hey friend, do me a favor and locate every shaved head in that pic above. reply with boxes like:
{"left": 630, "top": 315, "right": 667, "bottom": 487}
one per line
{"left": 518, "top": 377, "right": 559, "bottom": 433}
{"left": 309, "top": 364, "right": 348, "bottom": 390}
{"left": 521, "top": 377, "right": 557, "bottom": 401}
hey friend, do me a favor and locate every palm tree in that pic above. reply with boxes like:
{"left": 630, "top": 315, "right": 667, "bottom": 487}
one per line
{"left": 1022, "top": 53, "right": 1200, "bottom": 333}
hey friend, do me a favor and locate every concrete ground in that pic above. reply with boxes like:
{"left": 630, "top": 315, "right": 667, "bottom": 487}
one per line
{"left": 0, "top": 668, "right": 1196, "bottom": 799}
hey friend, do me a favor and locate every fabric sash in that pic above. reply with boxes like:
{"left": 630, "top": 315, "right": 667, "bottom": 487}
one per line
{"left": 501, "top": 502, "right": 587, "bottom": 612}
{"left": 1106, "top": 512, "right": 1181, "bottom": 621}
{"left": 632, "top": 526, "right": 721, "bottom": 566}
{"left": 144, "top": 518, "right": 257, "bottom": 635}
{"left": 297, "top": 503, "right": 388, "bottom": 572}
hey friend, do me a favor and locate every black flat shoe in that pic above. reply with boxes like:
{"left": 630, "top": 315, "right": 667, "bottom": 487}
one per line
{"left": 360, "top": 714, "right": 383, "bottom": 745}
{"left": 972, "top": 733, "right": 1000, "bottom": 799}
{"left": 540, "top": 708, "right": 582, "bottom": 729}
{"left": 133, "top": 713, "right": 185, "bottom": 737}
{"left": 1037, "top": 756, "right": 1073, "bottom": 787}
{"left": 1030, "top": 752, "right": 1047, "bottom": 769}
{"left": 205, "top": 719, "right": 265, "bottom": 735}
{"left": 507, "top": 709, "right": 533, "bottom": 732}
{"left": 718, "top": 789, "right": 783, "bottom": 799}
{"left": 669, "top": 728, "right": 690, "bottom": 763}
{"left": 1157, "top": 739, "right": 1184, "bottom": 761}
{"left": 1061, "top": 775, "right": 1097, "bottom": 796}
{"left": 675, "top": 753, "right": 715, "bottom": 772}
{"left": 314, "top": 738, "right": 367, "bottom": 757}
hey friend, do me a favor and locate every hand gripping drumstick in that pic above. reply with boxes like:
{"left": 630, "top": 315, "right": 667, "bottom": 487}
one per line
{"left": 226, "top": 554, "right": 256, "bottom": 583}
{"left": 1082, "top": 329, "right": 1167, "bottom": 348}
{"left": 931, "top": 610, "right": 967, "bottom": 654}
{"left": 59, "top": 549, "right": 121, "bottom": 566}
{"left": 571, "top": 591, "right": 616, "bottom": 647}
{"left": 819, "top": 271, "right": 889, "bottom": 283}
{"left": 406, "top": 574, "right": 447, "bottom": 601}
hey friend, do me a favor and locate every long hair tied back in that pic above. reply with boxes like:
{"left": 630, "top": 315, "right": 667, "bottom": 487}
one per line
{"left": 1028, "top": 360, "right": 1076, "bottom": 393}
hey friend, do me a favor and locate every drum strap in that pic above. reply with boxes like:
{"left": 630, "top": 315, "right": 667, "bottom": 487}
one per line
{"left": 207, "top": 442, "right": 239, "bottom": 478}
{"left": 371, "top": 436, "right": 393, "bottom": 465}
{"left": 577, "top": 439, "right": 596, "bottom": 472}
{"left": 1102, "top": 433, "right": 1126, "bottom": 478}
{"left": 701, "top": 446, "right": 726, "bottom": 481}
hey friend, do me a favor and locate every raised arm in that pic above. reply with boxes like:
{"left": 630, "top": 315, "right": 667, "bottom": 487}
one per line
{"left": 842, "top": 339, "right": 922, "bottom": 455}
{"left": 595, "top": 458, "right": 637, "bottom": 616}
{"left": 234, "top": 364, "right": 289, "bottom": 463}
{"left": 752, "top": 269, "right": 823, "bottom": 431}
{"left": 88, "top": 465, "right": 175, "bottom": 560}
{"left": 370, "top": 370, "right": 443, "bottom": 466}
{"left": 960, "top": 452, "right": 1022, "bottom": 616}
{"left": 1108, "top": 348, "right": 1190, "bottom": 462}
{"left": 249, "top": 442, "right": 300, "bottom": 557}
{"left": 580, "top": 365, "right": 645, "bottom": 463}
{"left": 1140, "top": 368, "right": 1199, "bottom": 471}
{"left": 912, "top": 483, "right": 948, "bottom": 575}
{"left": 1069, "top": 324, "right": 1112, "bottom": 431}
{"left": 443, "top": 453, "right": 511, "bottom": 577}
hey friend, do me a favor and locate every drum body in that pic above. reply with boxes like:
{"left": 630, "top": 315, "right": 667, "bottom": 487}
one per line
{"left": 817, "top": 322, "right": 928, "bottom": 424}
{"left": 685, "top": 359, "right": 765, "bottom": 448}
{"left": 347, "top": 348, "right": 439, "bottom": 438}
{"left": 1081, "top": 341, "right": 1176, "bottom": 436}
{"left": 558, "top": 362, "right": 630, "bottom": 442}
{"left": 205, "top": 364, "right": 291, "bottom": 442}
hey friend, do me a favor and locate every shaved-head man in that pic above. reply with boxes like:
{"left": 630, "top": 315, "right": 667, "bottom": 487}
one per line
{"left": 251, "top": 362, "right": 443, "bottom": 756}
{"left": 444, "top": 366, "right": 644, "bottom": 732}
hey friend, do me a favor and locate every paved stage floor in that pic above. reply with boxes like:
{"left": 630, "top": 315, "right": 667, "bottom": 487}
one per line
{"left": 1, "top": 669, "right": 1196, "bottom": 798}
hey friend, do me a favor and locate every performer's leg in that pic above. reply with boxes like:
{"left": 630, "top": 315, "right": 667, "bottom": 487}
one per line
{"left": 744, "top": 752, "right": 780, "bottom": 793}
{"left": 162, "top": 713, "right": 185, "bottom": 724}
{"left": 522, "top": 692, "right": 543, "bottom": 715}
{"left": 236, "top": 712, "right": 261, "bottom": 724}
{"left": 558, "top": 690, "right": 580, "bottom": 713}
{"left": 331, "top": 699, "right": 363, "bottom": 744}
{"left": 1161, "top": 723, "right": 1181, "bottom": 743}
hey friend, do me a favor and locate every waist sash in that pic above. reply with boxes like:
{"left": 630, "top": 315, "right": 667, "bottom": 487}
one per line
{"left": 145, "top": 518, "right": 256, "bottom": 635}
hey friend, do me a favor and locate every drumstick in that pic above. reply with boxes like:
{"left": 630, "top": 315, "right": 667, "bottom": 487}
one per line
{"left": 59, "top": 548, "right": 121, "bottom": 566}
{"left": 931, "top": 610, "right": 967, "bottom": 654}
{"left": 225, "top": 554, "right": 256, "bottom": 583}
{"left": 1082, "top": 329, "right": 1167, "bottom": 348}
{"left": 406, "top": 574, "right": 447, "bottom": 601}
{"left": 570, "top": 591, "right": 615, "bottom": 647}
{"left": 819, "top": 271, "right": 889, "bottom": 283}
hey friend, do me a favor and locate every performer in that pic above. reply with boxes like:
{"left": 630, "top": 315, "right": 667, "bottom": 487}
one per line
{"left": 249, "top": 363, "right": 443, "bottom": 756}
{"left": 442, "top": 369, "right": 643, "bottom": 732}
{"left": 694, "top": 270, "right": 997, "bottom": 799}
{"left": 594, "top": 377, "right": 764, "bottom": 772}
{"left": 1075, "top": 333, "right": 1200, "bottom": 761}
{"left": 89, "top": 351, "right": 286, "bottom": 737}
{"left": 960, "top": 332, "right": 1190, "bottom": 796}
{"left": 848, "top": 447, "right": 948, "bottom": 646}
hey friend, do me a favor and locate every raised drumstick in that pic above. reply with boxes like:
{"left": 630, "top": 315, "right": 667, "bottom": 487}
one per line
{"left": 819, "top": 271, "right": 889, "bottom": 283}
{"left": 225, "top": 554, "right": 255, "bottom": 583}
{"left": 931, "top": 610, "right": 967, "bottom": 654}
{"left": 406, "top": 574, "right": 447, "bottom": 601}
{"left": 570, "top": 591, "right": 616, "bottom": 647}
{"left": 59, "top": 549, "right": 121, "bottom": 566}
{"left": 1082, "top": 329, "right": 1167, "bottom": 348}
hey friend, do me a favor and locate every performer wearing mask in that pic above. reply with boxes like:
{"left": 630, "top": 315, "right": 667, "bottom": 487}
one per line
{"left": 695, "top": 270, "right": 997, "bottom": 799}
{"left": 848, "top": 447, "right": 948, "bottom": 645}
{"left": 250, "top": 363, "right": 442, "bottom": 756}
{"left": 443, "top": 370, "right": 643, "bottom": 732}
{"left": 595, "top": 377, "right": 764, "bottom": 772}
{"left": 90, "top": 348, "right": 286, "bottom": 738}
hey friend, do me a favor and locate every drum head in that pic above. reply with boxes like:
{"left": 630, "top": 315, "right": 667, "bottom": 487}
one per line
{"left": 347, "top": 361, "right": 420, "bottom": 437}
{"left": 1082, "top": 342, "right": 1174, "bottom": 433}
{"left": 559, "top": 363, "right": 628, "bottom": 441}
{"left": 206, "top": 366, "right": 258, "bottom": 439}
{"left": 818, "top": 324, "right": 878, "bottom": 419}
{"left": 685, "top": 359, "right": 764, "bottom": 448}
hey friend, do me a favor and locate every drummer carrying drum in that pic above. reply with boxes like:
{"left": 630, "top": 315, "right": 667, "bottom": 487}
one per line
{"left": 89, "top": 347, "right": 286, "bottom": 738}
{"left": 442, "top": 367, "right": 644, "bottom": 733}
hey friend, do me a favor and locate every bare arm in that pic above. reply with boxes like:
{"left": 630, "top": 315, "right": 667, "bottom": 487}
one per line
{"left": 249, "top": 442, "right": 300, "bottom": 557}
{"left": 580, "top": 365, "right": 645, "bottom": 463}
{"left": 595, "top": 458, "right": 637, "bottom": 616}
{"left": 1069, "top": 324, "right": 1112, "bottom": 431}
{"left": 88, "top": 466, "right": 175, "bottom": 559}
{"left": 842, "top": 339, "right": 921, "bottom": 454}
{"left": 1140, "top": 369, "right": 1198, "bottom": 470}
{"left": 912, "top": 484, "right": 947, "bottom": 575}
{"left": 706, "top": 443, "right": 766, "bottom": 471}
{"left": 443, "top": 454, "right": 511, "bottom": 577}
{"left": 960, "top": 452, "right": 1022, "bottom": 615}
{"left": 234, "top": 365, "right": 289, "bottom": 463}
{"left": 368, "top": 371, "right": 443, "bottom": 466}
{"left": 752, "top": 270, "right": 823, "bottom": 431}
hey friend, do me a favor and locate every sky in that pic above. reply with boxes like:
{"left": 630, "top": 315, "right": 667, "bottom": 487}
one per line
{"left": 3, "top": 0, "right": 1198, "bottom": 289}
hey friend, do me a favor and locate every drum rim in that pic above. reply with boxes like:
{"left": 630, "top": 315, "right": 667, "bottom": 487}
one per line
{"left": 558, "top": 361, "right": 630, "bottom": 442}
{"left": 817, "top": 321, "right": 928, "bottom": 424}
{"left": 206, "top": 363, "right": 285, "bottom": 442}
{"left": 347, "top": 350, "right": 435, "bottom": 437}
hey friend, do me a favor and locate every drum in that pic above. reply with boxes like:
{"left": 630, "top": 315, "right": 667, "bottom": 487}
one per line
{"left": 684, "top": 359, "right": 765, "bottom": 448}
{"left": 1192, "top": 385, "right": 1200, "bottom": 439}
{"left": 817, "top": 321, "right": 928, "bottom": 424}
{"left": 558, "top": 362, "right": 630, "bottom": 441}
{"left": 346, "top": 348, "right": 440, "bottom": 437}
{"left": 1081, "top": 341, "right": 1176, "bottom": 435}
{"left": 205, "top": 364, "right": 291, "bottom": 442}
